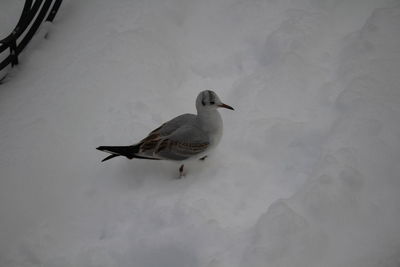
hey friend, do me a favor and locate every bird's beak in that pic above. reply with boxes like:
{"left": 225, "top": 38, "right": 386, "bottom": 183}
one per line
{"left": 218, "top": 103, "right": 234, "bottom": 110}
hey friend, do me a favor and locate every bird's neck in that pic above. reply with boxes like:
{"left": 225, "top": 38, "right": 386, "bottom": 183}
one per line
{"left": 197, "top": 109, "right": 223, "bottom": 135}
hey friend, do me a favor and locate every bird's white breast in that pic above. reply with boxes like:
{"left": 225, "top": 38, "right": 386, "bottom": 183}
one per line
{"left": 199, "top": 110, "right": 223, "bottom": 149}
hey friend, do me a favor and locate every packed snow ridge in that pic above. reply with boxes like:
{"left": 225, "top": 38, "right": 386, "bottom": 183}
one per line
{"left": 1, "top": 0, "right": 400, "bottom": 266}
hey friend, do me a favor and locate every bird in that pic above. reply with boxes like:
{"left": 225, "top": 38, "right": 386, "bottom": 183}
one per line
{"left": 96, "top": 90, "right": 234, "bottom": 177}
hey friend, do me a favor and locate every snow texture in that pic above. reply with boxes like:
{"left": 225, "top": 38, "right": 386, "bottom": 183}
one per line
{"left": 1, "top": 0, "right": 400, "bottom": 266}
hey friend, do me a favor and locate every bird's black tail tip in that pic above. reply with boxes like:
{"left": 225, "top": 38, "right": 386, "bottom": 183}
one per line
{"left": 96, "top": 145, "right": 140, "bottom": 161}
{"left": 101, "top": 154, "right": 119, "bottom": 162}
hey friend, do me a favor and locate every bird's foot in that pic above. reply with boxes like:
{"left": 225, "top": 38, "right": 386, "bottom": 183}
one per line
{"left": 178, "top": 164, "right": 186, "bottom": 179}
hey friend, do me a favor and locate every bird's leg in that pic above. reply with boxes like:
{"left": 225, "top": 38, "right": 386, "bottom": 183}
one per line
{"left": 199, "top": 155, "right": 208, "bottom": 161}
{"left": 178, "top": 164, "right": 185, "bottom": 178}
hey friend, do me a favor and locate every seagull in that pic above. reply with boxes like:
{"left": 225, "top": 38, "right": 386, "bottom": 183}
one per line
{"left": 96, "top": 90, "right": 234, "bottom": 177}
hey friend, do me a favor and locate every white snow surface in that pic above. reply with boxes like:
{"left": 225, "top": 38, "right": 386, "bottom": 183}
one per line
{"left": 1, "top": 0, "right": 400, "bottom": 266}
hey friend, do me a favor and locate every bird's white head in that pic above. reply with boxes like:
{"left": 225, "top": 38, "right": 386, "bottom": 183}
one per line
{"left": 196, "top": 90, "right": 234, "bottom": 112}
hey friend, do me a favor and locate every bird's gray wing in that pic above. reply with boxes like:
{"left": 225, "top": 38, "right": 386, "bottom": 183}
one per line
{"left": 155, "top": 124, "right": 210, "bottom": 160}
{"left": 147, "top": 114, "right": 197, "bottom": 137}
{"left": 138, "top": 120, "right": 209, "bottom": 161}
{"left": 137, "top": 114, "right": 196, "bottom": 145}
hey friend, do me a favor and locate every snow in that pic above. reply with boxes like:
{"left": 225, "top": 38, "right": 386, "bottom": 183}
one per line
{"left": 1, "top": 0, "right": 400, "bottom": 266}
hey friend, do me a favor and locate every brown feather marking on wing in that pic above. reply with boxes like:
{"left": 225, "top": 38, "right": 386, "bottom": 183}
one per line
{"left": 174, "top": 141, "right": 209, "bottom": 155}
{"left": 156, "top": 139, "right": 170, "bottom": 153}
{"left": 140, "top": 133, "right": 159, "bottom": 143}
{"left": 139, "top": 132, "right": 162, "bottom": 152}
{"left": 152, "top": 139, "right": 209, "bottom": 156}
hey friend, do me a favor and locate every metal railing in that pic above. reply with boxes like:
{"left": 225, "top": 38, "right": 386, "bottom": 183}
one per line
{"left": 0, "top": 0, "right": 63, "bottom": 82}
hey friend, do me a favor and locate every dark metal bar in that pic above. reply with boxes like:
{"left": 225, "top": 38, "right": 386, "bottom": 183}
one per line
{"left": 0, "top": 0, "right": 32, "bottom": 53}
{"left": 0, "top": 0, "right": 63, "bottom": 75}
{"left": 46, "top": 0, "right": 63, "bottom": 22}
{"left": 17, "top": 0, "right": 53, "bottom": 53}
{"left": 0, "top": 0, "right": 42, "bottom": 53}
{"left": 10, "top": 40, "right": 19, "bottom": 66}
{"left": 15, "top": 0, "right": 34, "bottom": 33}
{"left": 0, "top": 56, "right": 12, "bottom": 70}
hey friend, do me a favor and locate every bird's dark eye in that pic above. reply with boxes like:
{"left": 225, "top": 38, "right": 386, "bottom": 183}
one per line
{"left": 210, "top": 101, "right": 215, "bottom": 105}
{"left": 202, "top": 100, "right": 206, "bottom": 106}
